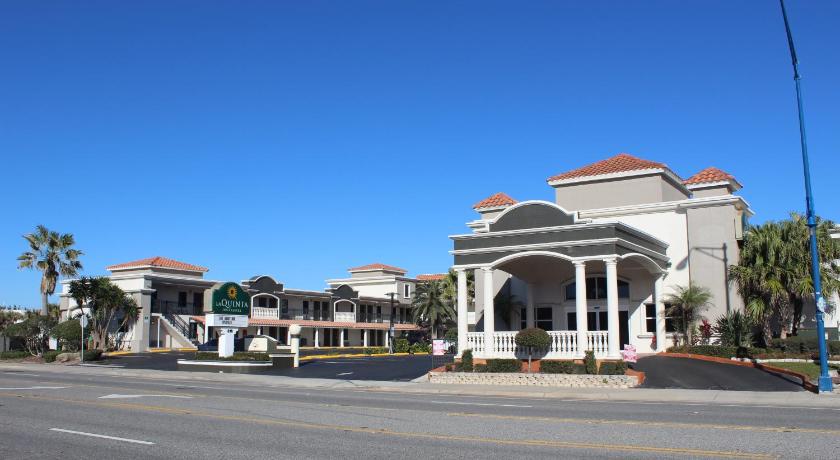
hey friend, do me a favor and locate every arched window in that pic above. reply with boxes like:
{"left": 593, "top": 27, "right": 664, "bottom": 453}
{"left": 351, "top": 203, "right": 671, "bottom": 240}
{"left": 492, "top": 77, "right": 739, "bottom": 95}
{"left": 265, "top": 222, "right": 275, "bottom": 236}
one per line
{"left": 565, "top": 277, "right": 629, "bottom": 300}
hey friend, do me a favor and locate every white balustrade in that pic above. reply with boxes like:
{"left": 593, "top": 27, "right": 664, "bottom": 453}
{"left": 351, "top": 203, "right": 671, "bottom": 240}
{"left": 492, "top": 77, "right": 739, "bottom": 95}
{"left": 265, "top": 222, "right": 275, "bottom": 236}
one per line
{"left": 467, "top": 330, "right": 610, "bottom": 359}
{"left": 251, "top": 307, "right": 279, "bottom": 319}
{"left": 334, "top": 311, "right": 356, "bottom": 323}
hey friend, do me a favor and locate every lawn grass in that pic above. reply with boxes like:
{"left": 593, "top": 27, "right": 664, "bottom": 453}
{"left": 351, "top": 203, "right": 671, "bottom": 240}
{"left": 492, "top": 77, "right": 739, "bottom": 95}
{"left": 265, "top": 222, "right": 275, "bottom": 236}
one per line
{"left": 764, "top": 361, "right": 837, "bottom": 381}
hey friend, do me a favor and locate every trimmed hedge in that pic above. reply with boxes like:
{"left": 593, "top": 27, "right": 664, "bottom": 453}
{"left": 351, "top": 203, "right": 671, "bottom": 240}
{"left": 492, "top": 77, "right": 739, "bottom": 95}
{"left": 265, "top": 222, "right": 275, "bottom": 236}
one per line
{"left": 515, "top": 328, "right": 551, "bottom": 349}
{"left": 363, "top": 347, "right": 389, "bottom": 355}
{"left": 473, "top": 363, "right": 488, "bottom": 373}
{"left": 43, "top": 351, "right": 61, "bottom": 363}
{"left": 0, "top": 351, "right": 30, "bottom": 360}
{"left": 584, "top": 351, "right": 597, "bottom": 375}
{"left": 410, "top": 342, "right": 431, "bottom": 354}
{"left": 668, "top": 345, "right": 740, "bottom": 357}
{"left": 83, "top": 349, "right": 103, "bottom": 361}
{"left": 540, "top": 360, "right": 585, "bottom": 374}
{"left": 394, "top": 338, "right": 410, "bottom": 353}
{"left": 484, "top": 359, "right": 521, "bottom": 373}
{"left": 460, "top": 349, "right": 474, "bottom": 372}
{"left": 598, "top": 361, "right": 628, "bottom": 375}
{"left": 769, "top": 338, "right": 840, "bottom": 356}
{"left": 194, "top": 351, "right": 269, "bottom": 361}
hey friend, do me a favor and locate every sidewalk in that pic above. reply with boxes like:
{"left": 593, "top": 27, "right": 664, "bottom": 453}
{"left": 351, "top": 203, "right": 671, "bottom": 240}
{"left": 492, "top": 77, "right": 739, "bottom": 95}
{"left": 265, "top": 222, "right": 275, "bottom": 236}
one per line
{"left": 2, "top": 362, "right": 839, "bottom": 408}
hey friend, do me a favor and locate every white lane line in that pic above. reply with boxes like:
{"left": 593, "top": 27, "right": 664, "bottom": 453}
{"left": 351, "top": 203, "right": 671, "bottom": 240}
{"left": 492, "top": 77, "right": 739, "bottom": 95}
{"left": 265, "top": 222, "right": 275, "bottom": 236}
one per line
{"left": 0, "top": 386, "right": 68, "bottom": 390}
{"left": 50, "top": 428, "right": 155, "bottom": 445}
{"left": 2, "top": 372, "right": 41, "bottom": 377}
{"left": 429, "top": 400, "right": 532, "bottom": 408}
{"left": 337, "top": 372, "right": 354, "bottom": 376}
{"left": 80, "top": 363, "right": 125, "bottom": 368}
{"left": 99, "top": 394, "right": 192, "bottom": 399}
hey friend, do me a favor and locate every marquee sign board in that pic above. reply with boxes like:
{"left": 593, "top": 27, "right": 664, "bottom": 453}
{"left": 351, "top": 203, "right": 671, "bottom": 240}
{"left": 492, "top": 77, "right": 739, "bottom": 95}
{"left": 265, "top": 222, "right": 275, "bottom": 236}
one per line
{"left": 205, "top": 314, "right": 249, "bottom": 328}
{"left": 205, "top": 282, "right": 250, "bottom": 316}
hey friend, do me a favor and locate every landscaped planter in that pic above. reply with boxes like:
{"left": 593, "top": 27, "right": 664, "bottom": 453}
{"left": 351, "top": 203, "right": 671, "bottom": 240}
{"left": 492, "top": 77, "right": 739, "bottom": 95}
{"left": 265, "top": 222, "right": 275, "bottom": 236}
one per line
{"left": 427, "top": 371, "right": 639, "bottom": 388}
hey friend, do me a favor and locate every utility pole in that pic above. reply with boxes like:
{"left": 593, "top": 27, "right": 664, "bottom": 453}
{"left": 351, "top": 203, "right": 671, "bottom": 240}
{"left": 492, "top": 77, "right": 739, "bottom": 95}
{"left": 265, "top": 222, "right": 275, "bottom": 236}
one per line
{"left": 779, "top": 0, "right": 832, "bottom": 393}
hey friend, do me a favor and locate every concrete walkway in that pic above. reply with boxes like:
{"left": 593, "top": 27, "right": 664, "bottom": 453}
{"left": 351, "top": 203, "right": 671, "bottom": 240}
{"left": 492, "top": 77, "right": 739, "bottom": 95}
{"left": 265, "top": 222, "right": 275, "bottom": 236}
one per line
{"left": 2, "top": 362, "right": 839, "bottom": 409}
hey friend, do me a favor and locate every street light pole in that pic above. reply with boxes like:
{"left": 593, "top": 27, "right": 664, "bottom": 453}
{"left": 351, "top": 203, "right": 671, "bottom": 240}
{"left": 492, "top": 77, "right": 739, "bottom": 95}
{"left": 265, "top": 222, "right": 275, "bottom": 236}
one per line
{"left": 779, "top": 0, "right": 832, "bottom": 393}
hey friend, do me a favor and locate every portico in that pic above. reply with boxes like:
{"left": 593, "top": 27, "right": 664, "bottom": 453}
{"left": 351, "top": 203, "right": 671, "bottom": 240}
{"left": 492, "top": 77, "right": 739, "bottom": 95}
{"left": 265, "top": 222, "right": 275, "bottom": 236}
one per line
{"left": 452, "top": 200, "right": 670, "bottom": 360}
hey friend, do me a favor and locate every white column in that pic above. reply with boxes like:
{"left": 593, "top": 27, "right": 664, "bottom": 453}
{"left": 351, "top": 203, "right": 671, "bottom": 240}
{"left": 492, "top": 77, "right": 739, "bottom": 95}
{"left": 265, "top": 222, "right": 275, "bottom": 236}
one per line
{"left": 289, "top": 324, "right": 301, "bottom": 368}
{"left": 363, "top": 329, "right": 369, "bottom": 347}
{"left": 339, "top": 328, "right": 345, "bottom": 348}
{"left": 456, "top": 268, "right": 468, "bottom": 356}
{"left": 605, "top": 258, "right": 621, "bottom": 358}
{"left": 574, "top": 261, "right": 588, "bottom": 358}
{"left": 482, "top": 267, "right": 495, "bottom": 357}
{"left": 654, "top": 274, "right": 667, "bottom": 352}
{"left": 204, "top": 323, "right": 210, "bottom": 344}
{"left": 286, "top": 328, "right": 291, "bottom": 345}
{"left": 314, "top": 328, "right": 320, "bottom": 349}
{"left": 525, "top": 283, "right": 535, "bottom": 329}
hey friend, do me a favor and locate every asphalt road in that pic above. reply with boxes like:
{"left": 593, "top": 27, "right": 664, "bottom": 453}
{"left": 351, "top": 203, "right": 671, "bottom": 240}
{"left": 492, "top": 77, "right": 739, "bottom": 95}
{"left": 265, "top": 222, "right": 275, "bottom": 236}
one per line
{"left": 98, "top": 353, "right": 436, "bottom": 381}
{"left": 0, "top": 367, "right": 837, "bottom": 459}
{"left": 635, "top": 356, "right": 804, "bottom": 391}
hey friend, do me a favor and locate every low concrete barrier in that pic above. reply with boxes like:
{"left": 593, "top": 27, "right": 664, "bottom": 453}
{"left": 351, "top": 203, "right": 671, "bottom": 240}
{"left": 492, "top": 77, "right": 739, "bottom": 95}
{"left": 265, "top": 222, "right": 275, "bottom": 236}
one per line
{"left": 428, "top": 371, "right": 639, "bottom": 388}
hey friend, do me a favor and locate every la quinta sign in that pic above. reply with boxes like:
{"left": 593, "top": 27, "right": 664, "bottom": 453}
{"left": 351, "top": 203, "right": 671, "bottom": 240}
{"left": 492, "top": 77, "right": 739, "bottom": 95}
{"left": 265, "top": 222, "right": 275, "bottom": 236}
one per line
{"left": 204, "top": 282, "right": 250, "bottom": 357}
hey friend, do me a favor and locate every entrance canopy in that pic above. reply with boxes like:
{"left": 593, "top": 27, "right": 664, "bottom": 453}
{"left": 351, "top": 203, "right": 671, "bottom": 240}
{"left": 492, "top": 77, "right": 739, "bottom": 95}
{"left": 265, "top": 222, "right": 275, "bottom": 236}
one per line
{"left": 451, "top": 201, "right": 669, "bottom": 272}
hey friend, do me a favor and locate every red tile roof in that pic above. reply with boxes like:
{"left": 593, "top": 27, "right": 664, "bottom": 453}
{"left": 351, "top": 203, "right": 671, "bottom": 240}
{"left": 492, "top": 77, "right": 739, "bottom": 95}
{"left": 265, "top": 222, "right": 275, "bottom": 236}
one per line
{"left": 473, "top": 192, "right": 517, "bottom": 210}
{"left": 683, "top": 167, "right": 737, "bottom": 185}
{"left": 107, "top": 256, "right": 208, "bottom": 272}
{"left": 416, "top": 273, "right": 447, "bottom": 281}
{"left": 348, "top": 263, "right": 407, "bottom": 273}
{"left": 547, "top": 153, "right": 668, "bottom": 182}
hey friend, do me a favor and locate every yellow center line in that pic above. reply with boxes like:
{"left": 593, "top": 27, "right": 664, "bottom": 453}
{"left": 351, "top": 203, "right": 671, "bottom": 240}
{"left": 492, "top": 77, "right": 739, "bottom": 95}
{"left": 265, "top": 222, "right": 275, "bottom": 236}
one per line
{"left": 0, "top": 392, "right": 773, "bottom": 459}
{"left": 449, "top": 412, "right": 840, "bottom": 437}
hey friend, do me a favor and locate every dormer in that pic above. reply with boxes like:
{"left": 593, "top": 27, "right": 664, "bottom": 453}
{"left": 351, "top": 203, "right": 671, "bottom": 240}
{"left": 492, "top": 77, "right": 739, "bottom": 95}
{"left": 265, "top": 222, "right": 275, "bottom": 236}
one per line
{"left": 472, "top": 192, "right": 518, "bottom": 220}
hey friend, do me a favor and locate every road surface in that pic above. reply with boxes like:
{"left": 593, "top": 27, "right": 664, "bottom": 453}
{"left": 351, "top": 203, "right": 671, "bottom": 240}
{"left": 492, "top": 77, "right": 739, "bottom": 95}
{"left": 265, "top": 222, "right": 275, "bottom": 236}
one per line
{"left": 0, "top": 366, "right": 837, "bottom": 458}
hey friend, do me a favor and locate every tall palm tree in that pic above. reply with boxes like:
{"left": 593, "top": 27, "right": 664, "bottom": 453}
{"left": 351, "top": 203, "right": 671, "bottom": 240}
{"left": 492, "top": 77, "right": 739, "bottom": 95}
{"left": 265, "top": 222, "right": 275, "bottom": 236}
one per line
{"left": 665, "top": 283, "right": 712, "bottom": 346}
{"left": 17, "top": 225, "right": 83, "bottom": 316}
{"left": 412, "top": 279, "right": 455, "bottom": 339}
{"left": 442, "top": 268, "right": 475, "bottom": 310}
{"left": 494, "top": 292, "right": 525, "bottom": 330}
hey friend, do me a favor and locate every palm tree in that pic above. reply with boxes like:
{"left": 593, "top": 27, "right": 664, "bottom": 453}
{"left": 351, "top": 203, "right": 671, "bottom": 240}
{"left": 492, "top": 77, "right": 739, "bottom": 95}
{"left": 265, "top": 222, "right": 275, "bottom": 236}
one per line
{"left": 412, "top": 280, "right": 455, "bottom": 339}
{"left": 17, "top": 225, "right": 83, "bottom": 316}
{"left": 69, "top": 277, "right": 136, "bottom": 350}
{"left": 494, "top": 292, "right": 525, "bottom": 330}
{"left": 665, "top": 283, "right": 712, "bottom": 346}
{"left": 441, "top": 268, "right": 475, "bottom": 310}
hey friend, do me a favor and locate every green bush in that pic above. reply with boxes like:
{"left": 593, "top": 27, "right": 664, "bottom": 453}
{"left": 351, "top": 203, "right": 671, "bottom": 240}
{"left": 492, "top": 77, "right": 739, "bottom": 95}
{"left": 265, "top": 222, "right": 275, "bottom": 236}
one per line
{"left": 584, "top": 351, "right": 597, "bottom": 375}
{"left": 515, "top": 328, "right": 551, "bottom": 349}
{"left": 598, "top": 361, "right": 628, "bottom": 375}
{"left": 43, "top": 350, "right": 61, "bottom": 363}
{"left": 444, "top": 328, "right": 458, "bottom": 342}
{"left": 668, "top": 345, "right": 740, "bottom": 357}
{"left": 0, "top": 351, "right": 30, "bottom": 360}
{"left": 769, "top": 337, "right": 840, "bottom": 356}
{"left": 395, "top": 338, "right": 410, "bottom": 353}
{"left": 410, "top": 342, "right": 431, "bottom": 354}
{"left": 82, "top": 349, "right": 103, "bottom": 361}
{"left": 460, "top": 349, "right": 473, "bottom": 372}
{"left": 539, "top": 360, "right": 582, "bottom": 374}
{"left": 473, "top": 363, "right": 488, "bottom": 373}
{"left": 714, "top": 311, "right": 754, "bottom": 347}
{"left": 51, "top": 319, "right": 82, "bottom": 351}
{"left": 485, "top": 359, "right": 521, "bottom": 373}
{"left": 194, "top": 351, "right": 268, "bottom": 361}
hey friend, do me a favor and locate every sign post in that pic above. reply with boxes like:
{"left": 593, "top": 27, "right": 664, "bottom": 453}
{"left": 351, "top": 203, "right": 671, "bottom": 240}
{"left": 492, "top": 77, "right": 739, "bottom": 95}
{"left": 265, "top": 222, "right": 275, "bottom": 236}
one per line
{"left": 204, "top": 282, "right": 250, "bottom": 358}
{"left": 79, "top": 315, "right": 88, "bottom": 364}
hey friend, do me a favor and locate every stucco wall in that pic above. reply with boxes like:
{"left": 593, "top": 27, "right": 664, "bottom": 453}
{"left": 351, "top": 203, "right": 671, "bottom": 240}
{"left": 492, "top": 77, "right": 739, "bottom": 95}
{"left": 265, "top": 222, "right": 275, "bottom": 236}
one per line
{"left": 554, "top": 174, "right": 689, "bottom": 211}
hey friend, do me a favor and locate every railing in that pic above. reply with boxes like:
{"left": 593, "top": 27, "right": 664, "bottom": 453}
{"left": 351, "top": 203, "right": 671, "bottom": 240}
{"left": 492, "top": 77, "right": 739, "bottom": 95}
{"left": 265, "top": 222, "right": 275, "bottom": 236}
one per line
{"left": 152, "top": 300, "right": 203, "bottom": 316}
{"left": 161, "top": 312, "right": 193, "bottom": 342}
{"left": 334, "top": 311, "right": 355, "bottom": 322}
{"left": 252, "top": 306, "right": 279, "bottom": 319}
{"left": 466, "top": 330, "right": 610, "bottom": 359}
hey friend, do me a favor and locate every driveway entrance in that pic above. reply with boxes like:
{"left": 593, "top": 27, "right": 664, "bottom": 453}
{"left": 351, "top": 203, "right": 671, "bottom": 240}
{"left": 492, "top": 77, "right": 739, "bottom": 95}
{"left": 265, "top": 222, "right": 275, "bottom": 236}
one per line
{"left": 635, "top": 356, "right": 804, "bottom": 391}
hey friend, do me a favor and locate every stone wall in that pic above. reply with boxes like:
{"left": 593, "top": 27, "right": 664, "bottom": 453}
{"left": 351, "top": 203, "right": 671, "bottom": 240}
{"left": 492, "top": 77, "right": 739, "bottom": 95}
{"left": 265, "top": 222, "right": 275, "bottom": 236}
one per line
{"left": 427, "top": 371, "right": 639, "bottom": 388}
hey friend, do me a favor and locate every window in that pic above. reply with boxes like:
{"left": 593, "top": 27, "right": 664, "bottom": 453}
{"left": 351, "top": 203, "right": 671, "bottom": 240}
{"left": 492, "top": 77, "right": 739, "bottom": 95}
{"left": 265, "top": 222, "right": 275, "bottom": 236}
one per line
{"left": 302, "top": 301, "right": 309, "bottom": 318}
{"left": 258, "top": 297, "right": 268, "bottom": 308}
{"left": 193, "top": 293, "right": 203, "bottom": 311}
{"left": 281, "top": 299, "right": 289, "bottom": 317}
{"left": 403, "top": 284, "right": 411, "bottom": 298}
{"left": 564, "top": 278, "right": 630, "bottom": 301}
{"left": 535, "top": 307, "right": 553, "bottom": 330}
{"left": 520, "top": 307, "right": 527, "bottom": 330}
{"left": 644, "top": 303, "right": 676, "bottom": 333}
{"left": 178, "top": 292, "right": 187, "bottom": 307}
{"left": 313, "top": 301, "right": 321, "bottom": 320}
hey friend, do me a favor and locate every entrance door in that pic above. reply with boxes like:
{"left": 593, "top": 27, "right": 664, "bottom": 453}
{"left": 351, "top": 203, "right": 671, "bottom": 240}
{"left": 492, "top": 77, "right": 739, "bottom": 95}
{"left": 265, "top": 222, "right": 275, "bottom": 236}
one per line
{"left": 619, "top": 311, "right": 629, "bottom": 348}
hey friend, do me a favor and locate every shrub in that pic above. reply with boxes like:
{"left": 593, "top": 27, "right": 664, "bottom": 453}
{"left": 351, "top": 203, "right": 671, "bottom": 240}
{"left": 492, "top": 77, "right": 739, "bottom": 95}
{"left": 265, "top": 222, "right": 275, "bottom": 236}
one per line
{"left": 667, "top": 345, "right": 739, "bottom": 358}
{"left": 0, "top": 351, "right": 30, "bottom": 360}
{"left": 540, "top": 360, "right": 578, "bottom": 374}
{"left": 598, "top": 361, "right": 628, "bottom": 375}
{"left": 473, "top": 363, "right": 488, "bottom": 373}
{"left": 769, "top": 337, "right": 840, "bottom": 356}
{"left": 444, "top": 363, "right": 454, "bottom": 372}
{"left": 515, "top": 328, "right": 551, "bottom": 349}
{"left": 584, "top": 351, "right": 597, "bottom": 375}
{"left": 714, "top": 311, "right": 754, "bottom": 347}
{"left": 460, "top": 349, "right": 473, "bottom": 372}
{"left": 485, "top": 359, "right": 521, "bottom": 373}
{"left": 395, "top": 338, "right": 410, "bottom": 353}
{"left": 410, "top": 342, "right": 431, "bottom": 354}
{"left": 194, "top": 351, "right": 269, "bottom": 361}
{"left": 444, "top": 328, "right": 458, "bottom": 342}
{"left": 83, "top": 349, "right": 103, "bottom": 361}
{"left": 51, "top": 319, "right": 82, "bottom": 352}
{"left": 4, "top": 315, "right": 56, "bottom": 357}
{"left": 43, "top": 350, "right": 62, "bottom": 363}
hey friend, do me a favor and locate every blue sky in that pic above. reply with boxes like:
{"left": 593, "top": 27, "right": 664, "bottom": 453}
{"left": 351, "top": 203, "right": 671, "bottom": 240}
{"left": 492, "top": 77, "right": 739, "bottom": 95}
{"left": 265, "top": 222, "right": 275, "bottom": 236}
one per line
{"left": 2, "top": 1, "right": 838, "bottom": 308}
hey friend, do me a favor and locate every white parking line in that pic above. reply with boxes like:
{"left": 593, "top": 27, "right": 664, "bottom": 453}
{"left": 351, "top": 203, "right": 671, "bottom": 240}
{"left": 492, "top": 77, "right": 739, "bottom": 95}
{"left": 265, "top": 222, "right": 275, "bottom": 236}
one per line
{"left": 0, "top": 386, "right": 68, "bottom": 390}
{"left": 50, "top": 428, "right": 155, "bottom": 445}
{"left": 99, "top": 394, "right": 192, "bottom": 399}
{"left": 429, "top": 400, "right": 532, "bottom": 408}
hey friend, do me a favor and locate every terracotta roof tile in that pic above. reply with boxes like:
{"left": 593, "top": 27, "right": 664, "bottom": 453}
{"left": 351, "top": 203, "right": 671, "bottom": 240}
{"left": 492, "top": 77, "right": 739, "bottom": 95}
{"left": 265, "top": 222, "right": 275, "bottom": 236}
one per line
{"left": 348, "top": 263, "right": 407, "bottom": 273}
{"left": 547, "top": 153, "right": 668, "bottom": 182}
{"left": 683, "top": 167, "right": 737, "bottom": 185}
{"left": 473, "top": 192, "right": 517, "bottom": 210}
{"left": 107, "top": 256, "right": 208, "bottom": 272}
{"left": 416, "top": 274, "right": 447, "bottom": 281}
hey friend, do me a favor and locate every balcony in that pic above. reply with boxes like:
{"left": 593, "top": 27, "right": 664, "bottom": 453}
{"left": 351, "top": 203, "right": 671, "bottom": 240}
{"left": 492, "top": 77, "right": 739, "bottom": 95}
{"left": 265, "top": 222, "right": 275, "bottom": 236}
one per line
{"left": 152, "top": 300, "right": 203, "bottom": 316}
{"left": 248, "top": 306, "right": 416, "bottom": 325}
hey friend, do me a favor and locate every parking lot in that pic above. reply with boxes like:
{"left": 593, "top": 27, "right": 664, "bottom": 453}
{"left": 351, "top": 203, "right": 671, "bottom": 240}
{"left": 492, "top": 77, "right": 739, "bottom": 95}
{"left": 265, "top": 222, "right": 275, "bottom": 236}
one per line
{"left": 96, "top": 351, "right": 438, "bottom": 381}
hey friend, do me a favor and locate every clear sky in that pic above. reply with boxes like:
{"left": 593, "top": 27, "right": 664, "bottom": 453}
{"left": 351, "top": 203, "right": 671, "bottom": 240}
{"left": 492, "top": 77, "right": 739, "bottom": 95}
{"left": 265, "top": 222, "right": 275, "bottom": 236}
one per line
{"left": 1, "top": 1, "right": 838, "bottom": 308}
